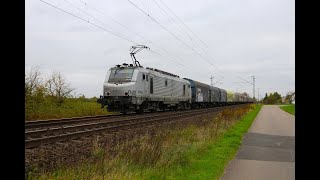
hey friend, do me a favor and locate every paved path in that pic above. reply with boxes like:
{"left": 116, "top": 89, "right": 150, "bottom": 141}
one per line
{"left": 222, "top": 105, "right": 295, "bottom": 180}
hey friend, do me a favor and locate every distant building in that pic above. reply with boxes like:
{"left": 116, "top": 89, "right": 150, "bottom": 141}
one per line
{"left": 282, "top": 91, "right": 295, "bottom": 104}
{"left": 291, "top": 93, "right": 295, "bottom": 104}
{"left": 282, "top": 96, "right": 286, "bottom": 103}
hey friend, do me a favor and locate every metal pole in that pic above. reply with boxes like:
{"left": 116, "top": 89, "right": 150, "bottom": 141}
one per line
{"left": 252, "top": 75, "right": 255, "bottom": 100}
{"left": 253, "top": 76, "right": 255, "bottom": 99}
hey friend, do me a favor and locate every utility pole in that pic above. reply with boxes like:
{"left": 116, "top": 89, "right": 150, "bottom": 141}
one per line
{"left": 251, "top": 75, "right": 255, "bottom": 100}
{"left": 211, "top": 76, "right": 224, "bottom": 86}
{"left": 258, "top": 88, "right": 260, "bottom": 102}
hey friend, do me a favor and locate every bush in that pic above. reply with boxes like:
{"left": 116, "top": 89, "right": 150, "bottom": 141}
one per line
{"left": 25, "top": 68, "right": 112, "bottom": 121}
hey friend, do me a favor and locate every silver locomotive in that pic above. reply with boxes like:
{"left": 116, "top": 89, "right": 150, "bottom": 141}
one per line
{"left": 97, "top": 63, "right": 191, "bottom": 113}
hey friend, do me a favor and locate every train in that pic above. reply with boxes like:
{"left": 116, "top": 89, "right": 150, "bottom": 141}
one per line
{"left": 97, "top": 63, "right": 253, "bottom": 113}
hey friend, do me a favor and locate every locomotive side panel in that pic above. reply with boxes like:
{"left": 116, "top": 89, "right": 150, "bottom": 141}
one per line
{"left": 147, "top": 70, "right": 190, "bottom": 103}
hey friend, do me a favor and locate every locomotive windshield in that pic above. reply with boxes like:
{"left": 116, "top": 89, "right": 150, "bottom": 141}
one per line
{"left": 108, "top": 68, "right": 134, "bottom": 82}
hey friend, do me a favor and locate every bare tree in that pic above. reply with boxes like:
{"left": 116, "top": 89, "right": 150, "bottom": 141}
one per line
{"left": 285, "top": 91, "right": 294, "bottom": 104}
{"left": 25, "top": 66, "right": 42, "bottom": 96}
{"left": 46, "top": 72, "right": 74, "bottom": 104}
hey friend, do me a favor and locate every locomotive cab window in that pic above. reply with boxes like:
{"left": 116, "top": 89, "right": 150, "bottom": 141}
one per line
{"left": 142, "top": 74, "right": 145, "bottom": 80}
{"left": 108, "top": 68, "right": 134, "bottom": 82}
{"left": 165, "top": 80, "right": 168, "bottom": 86}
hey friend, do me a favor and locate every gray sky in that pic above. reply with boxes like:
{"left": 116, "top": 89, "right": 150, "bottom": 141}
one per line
{"left": 26, "top": 0, "right": 295, "bottom": 99}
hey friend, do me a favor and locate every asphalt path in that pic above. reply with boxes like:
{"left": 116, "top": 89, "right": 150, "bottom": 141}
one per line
{"left": 222, "top": 105, "right": 295, "bottom": 180}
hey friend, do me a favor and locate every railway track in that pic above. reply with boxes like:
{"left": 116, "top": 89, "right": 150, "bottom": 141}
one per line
{"left": 25, "top": 109, "right": 180, "bottom": 130}
{"left": 26, "top": 110, "right": 195, "bottom": 137}
{"left": 25, "top": 104, "right": 247, "bottom": 149}
{"left": 25, "top": 113, "right": 124, "bottom": 130}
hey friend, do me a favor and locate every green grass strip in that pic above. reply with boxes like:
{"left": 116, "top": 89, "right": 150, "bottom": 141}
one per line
{"left": 152, "top": 104, "right": 262, "bottom": 179}
{"left": 280, "top": 105, "right": 295, "bottom": 115}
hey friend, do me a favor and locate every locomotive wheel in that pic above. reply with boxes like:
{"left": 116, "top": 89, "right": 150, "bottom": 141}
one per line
{"left": 135, "top": 109, "right": 144, "bottom": 114}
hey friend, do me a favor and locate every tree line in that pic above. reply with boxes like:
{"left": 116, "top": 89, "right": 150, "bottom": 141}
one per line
{"left": 25, "top": 67, "right": 74, "bottom": 105}
{"left": 261, "top": 91, "right": 295, "bottom": 104}
{"left": 25, "top": 67, "right": 109, "bottom": 121}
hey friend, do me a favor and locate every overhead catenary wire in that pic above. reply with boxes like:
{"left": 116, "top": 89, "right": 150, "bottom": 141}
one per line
{"left": 75, "top": 0, "right": 216, "bottom": 77}
{"left": 152, "top": 1, "right": 255, "bottom": 93}
{"left": 153, "top": 4, "right": 192, "bottom": 43}
{"left": 151, "top": 0, "right": 213, "bottom": 58}
{"left": 127, "top": 0, "right": 220, "bottom": 77}
{"left": 149, "top": 49, "right": 192, "bottom": 71}
{"left": 42, "top": 0, "right": 247, "bottom": 90}
{"left": 77, "top": 1, "right": 185, "bottom": 63}
{"left": 135, "top": 0, "right": 226, "bottom": 79}
{"left": 63, "top": 0, "right": 124, "bottom": 36}
{"left": 77, "top": 0, "right": 150, "bottom": 43}
{"left": 150, "top": 0, "right": 218, "bottom": 71}
{"left": 126, "top": 0, "right": 193, "bottom": 49}
{"left": 151, "top": 0, "right": 193, "bottom": 41}
{"left": 39, "top": 0, "right": 138, "bottom": 45}
{"left": 154, "top": 0, "right": 232, "bottom": 77}
{"left": 75, "top": 0, "right": 204, "bottom": 73}
{"left": 148, "top": 50, "right": 189, "bottom": 75}
{"left": 41, "top": 0, "right": 201, "bottom": 76}
{"left": 43, "top": 0, "right": 220, "bottom": 78}
{"left": 151, "top": 0, "right": 243, "bottom": 83}
{"left": 158, "top": 0, "right": 209, "bottom": 48}
{"left": 149, "top": 49, "right": 214, "bottom": 78}
{"left": 235, "top": 75, "right": 253, "bottom": 85}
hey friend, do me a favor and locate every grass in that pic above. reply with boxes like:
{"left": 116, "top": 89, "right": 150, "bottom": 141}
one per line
{"left": 28, "top": 104, "right": 262, "bottom": 180}
{"left": 177, "top": 104, "right": 262, "bottom": 179}
{"left": 25, "top": 97, "right": 113, "bottom": 121}
{"left": 280, "top": 104, "right": 295, "bottom": 115}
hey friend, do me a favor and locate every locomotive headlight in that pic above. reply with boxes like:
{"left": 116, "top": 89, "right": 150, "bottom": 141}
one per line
{"left": 125, "top": 90, "right": 131, "bottom": 96}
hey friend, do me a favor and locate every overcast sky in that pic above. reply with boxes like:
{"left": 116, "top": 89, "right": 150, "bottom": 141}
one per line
{"left": 26, "top": 0, "right": 295, "bottom": 99}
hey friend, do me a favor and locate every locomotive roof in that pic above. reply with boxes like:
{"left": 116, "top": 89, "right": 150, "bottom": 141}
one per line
{"left": 184, "top": 78, "right": 224, "bottom": 91}
{"left": 145, "top": 67, "right": 180, "bottom": 78}
{"left": 112, "top": 64, "right": 180, "bottom": 78}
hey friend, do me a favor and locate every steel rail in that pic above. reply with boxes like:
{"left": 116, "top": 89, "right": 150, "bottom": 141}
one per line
{"left": 25, "top": 105, "right": 246, "bottom": 148}
{"left": 25, "top": 106, "right": 225, "bottom": 138}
